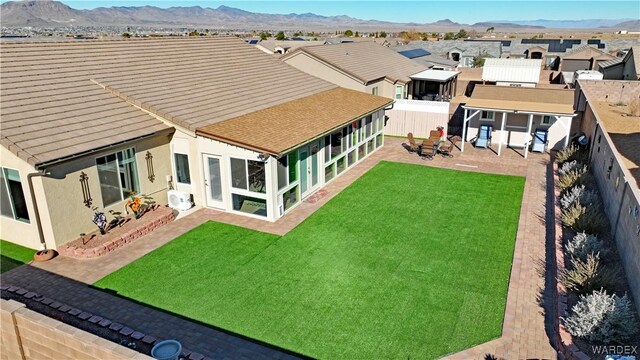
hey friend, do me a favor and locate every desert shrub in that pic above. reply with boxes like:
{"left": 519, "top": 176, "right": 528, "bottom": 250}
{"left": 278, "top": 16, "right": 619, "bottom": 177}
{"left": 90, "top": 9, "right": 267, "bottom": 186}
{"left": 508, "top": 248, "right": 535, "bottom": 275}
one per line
{"left": 560, "top": 185, "right": 598, "bottom": 210}
{"left": 565, "top": 232, "right": 608, "bottom": 261}
{"left": 559, "top": 160, "right": 583, "bottom": 176}
{"left": 559, "top": 253, "right": 619, "bottom": 294}
{"left": 558, "top": 167, "right": 596, "bottom": 192}
{"left": 556, "top": 145, "right": 579, "bottom": 164}
{"left": 561, "top": 203, "right": 608, "bottom": 234}
{"left": 563, "top": 290, "right": 638, "bottom": 343}
{"left": 556, "top": 144, "right": 589, "bottom": 164}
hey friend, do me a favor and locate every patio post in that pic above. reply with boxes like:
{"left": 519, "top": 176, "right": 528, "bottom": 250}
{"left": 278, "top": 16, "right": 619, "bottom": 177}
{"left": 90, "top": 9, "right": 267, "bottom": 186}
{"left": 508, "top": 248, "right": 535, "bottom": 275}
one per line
{"left": 525, "top": 113, "right": 533, "bottom": 159}
{"left": 564, "top": 115, "right": 572, "bottom": 148}
{"left": 461, "top": 108, "right": 468, "bottom": 152}
{"left": 498, "top": 112, "right": 506, "bottom": 156}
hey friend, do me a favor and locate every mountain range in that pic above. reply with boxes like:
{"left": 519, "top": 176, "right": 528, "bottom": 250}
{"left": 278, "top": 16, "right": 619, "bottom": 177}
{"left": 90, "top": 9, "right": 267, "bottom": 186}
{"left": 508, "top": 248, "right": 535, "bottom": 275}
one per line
{"left": 1, "top": 0, "right": 638, "bottom": 31}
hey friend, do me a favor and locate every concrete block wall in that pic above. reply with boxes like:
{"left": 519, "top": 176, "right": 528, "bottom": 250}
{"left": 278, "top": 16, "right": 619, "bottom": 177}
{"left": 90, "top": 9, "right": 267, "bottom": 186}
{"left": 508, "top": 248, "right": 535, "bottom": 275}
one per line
{"left": 577, "top": 80, "right": 640, "bottom": 104}
{"left": 0, "top": 299, "right": 151, "bottom": 360}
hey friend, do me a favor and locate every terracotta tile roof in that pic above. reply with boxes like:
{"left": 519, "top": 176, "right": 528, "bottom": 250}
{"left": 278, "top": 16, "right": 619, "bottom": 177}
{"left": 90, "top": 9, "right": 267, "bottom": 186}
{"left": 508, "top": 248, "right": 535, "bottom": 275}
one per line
{"left": 283, "top": 41, "right": 428, "bottom": 84}
{"left": 464, "top": 85, "right": 575, "bottom": 115}
{"left": 197, "top": 88, "right": 393, "bottom": 155}
{"left": 1, "top": 37, "right": 337, "bottom": 166}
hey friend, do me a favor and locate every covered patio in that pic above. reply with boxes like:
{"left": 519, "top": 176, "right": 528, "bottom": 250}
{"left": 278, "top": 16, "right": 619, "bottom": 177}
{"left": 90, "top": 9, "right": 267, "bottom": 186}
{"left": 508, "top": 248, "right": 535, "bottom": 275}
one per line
{"left": 409, "top": 69, "right": 459, "bottom": 102}
{"left": 460, "top": 85, "right": 576, "bottom": 158}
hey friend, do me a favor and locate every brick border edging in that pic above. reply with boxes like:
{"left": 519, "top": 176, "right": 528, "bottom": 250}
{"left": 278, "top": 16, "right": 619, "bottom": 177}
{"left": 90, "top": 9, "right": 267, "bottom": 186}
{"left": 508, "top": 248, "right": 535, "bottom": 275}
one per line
{"left": 552, "top": 161, "right": 590, "bottom": 360}
{"left": 1, "top": 285, "right": 210, "bottom": 360}
{"left": 58, "top": 207, "right": 176, "bottom": 259}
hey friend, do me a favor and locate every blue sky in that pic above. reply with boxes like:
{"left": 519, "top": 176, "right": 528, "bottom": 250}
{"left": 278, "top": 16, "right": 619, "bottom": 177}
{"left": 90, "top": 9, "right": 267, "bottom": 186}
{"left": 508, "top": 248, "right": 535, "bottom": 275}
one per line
{"left": 51, "top": 1, "right": 639, "bottom": 23}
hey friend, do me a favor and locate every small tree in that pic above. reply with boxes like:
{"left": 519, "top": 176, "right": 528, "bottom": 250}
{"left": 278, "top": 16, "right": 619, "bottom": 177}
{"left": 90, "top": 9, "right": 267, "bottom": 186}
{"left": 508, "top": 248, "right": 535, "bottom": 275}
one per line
{"left": 275, "top": 31, "right": 286, "bottom": 40}
{"left": 293, "top": 31, "right": 303, "bottom": 37}
{"left": 486, "top": 26, "right": 494, "bottom": 33}
{"left": 122, "top": 32, "right": 131, "bottom": 38}
{"left": 473, "top": 51, "right": 489, "bottom": 67}
{"left": 354, "top": 31, "right": 359, "bottom": 37}
{"left": 259, "top": 32, "right": 268, "bottom": 40}
{"left": 379, "top": 31, "right": 387, "bottom": 38}
{"left": 444, "top": 32, "right": 455, "bottom": 40}
{"left": 188, "top": 30, "right": 200, "bottom": 37}
{"left": 456, "top": 28, "right": 468, "bottom": 39}
{"left": 344, "top": 29, "right": 354, "bottom": 37}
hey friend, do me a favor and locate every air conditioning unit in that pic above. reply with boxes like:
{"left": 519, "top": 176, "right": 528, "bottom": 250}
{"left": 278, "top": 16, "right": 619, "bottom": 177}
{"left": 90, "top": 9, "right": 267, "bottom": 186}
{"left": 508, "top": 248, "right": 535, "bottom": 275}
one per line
{"left": 167, "top": 190, "right": 193, "bottom": 211}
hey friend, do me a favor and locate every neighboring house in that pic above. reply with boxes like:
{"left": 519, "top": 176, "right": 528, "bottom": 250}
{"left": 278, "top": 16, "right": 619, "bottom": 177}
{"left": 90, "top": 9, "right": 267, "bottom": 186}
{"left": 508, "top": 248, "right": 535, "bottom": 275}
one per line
{"left": 461, "top": 85, "right": 577, "bottom": 157}
{"left": 405, "top": 40, "right": 502, "bottom": 68}
{"left": 560, "top": 45, "right": 617, "bottom": 72}
{"left": 0, "top": 37, "right": 392, "bottom": 250}
{"left": 390, "top": 44, "right": 459, "bottom": 70}
{"left": 574, "top": 79, "right": 640, "bottom": 310}
{"left": 281, "top": 42, "right": 429, "bottom": 100}
{"left": 599, "top": 47, "right": 640, "bottom": 80}
{"left": 482, "top": 58, "right": 542, "bottom": 87}
{"left": 255, "top": 40, "right": 325, "bottom": 55}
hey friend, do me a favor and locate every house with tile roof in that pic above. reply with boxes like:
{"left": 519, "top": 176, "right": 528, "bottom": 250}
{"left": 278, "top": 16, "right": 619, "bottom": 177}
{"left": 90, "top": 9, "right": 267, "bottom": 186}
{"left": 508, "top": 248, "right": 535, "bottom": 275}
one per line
{"left": 599, "top": 47, "right": 640, "bottom": 80}
{"left": 560, "top": 45, "right": 617, "bottom": 72}
{"left": 405, "top": 40, "right": 502, "bottom": 68}
{"left": 0, "top": 37, "right": 392, "bottom": 250}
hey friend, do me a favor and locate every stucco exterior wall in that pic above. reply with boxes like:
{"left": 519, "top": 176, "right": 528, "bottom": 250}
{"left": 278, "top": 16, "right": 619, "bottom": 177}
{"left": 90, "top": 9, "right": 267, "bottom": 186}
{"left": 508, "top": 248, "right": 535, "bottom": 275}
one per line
{"left": 561, "top": 59, "right": 592, "bottom": 72}
{"left": 0, "top": 147, "right": 47, "bottom": 250}
{"left": 39, "top": 133, "right": 172, "bottom": 248}
{"left": 623, "top": 54, "right": 638, "bottom": 80}
{"left": 283, "top": 53, "right": 367, "bottom": 92}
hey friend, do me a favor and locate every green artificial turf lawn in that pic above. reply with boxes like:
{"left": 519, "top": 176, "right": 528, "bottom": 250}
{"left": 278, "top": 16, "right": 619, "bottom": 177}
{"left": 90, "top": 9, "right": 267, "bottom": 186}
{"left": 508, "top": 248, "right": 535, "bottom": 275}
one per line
{"left": 1, "top": 240, "right": 36, "bottom": 273}
{"left": 96, "top": 161, "right": 524, "bottom": 359}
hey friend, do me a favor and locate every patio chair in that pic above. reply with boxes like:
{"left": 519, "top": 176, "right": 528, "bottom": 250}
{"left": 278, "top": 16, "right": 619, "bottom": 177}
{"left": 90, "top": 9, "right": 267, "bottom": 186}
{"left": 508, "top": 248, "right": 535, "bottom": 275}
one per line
{"left": 420, "top": 139, "right": 437, "bottom": 159}
{"left": 531, "top": 128, "right": 549, "bottom": 153}
{"left": 429, "top": 130, "right": 441, "bottom": 142}
{"left": 437, "top": 137, "right": 458, "bottom": 158}
{"left": 475, "top": 125, "right": 492, "bottom": 149}
{"left": 407, "top": 133, "right": 420, "bottom": 153}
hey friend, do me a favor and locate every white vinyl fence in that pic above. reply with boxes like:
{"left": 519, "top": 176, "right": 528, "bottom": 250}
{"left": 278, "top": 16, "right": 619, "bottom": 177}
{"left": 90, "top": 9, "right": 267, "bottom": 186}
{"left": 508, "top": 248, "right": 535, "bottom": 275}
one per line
{"left": 384, "top": 100, "right": 450, "bottom": 139}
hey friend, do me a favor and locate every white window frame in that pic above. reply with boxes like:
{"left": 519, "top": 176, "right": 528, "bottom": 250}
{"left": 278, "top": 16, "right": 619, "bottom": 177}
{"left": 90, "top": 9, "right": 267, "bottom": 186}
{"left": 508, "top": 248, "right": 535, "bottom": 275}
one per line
{"left": 541, "top": 115, "right": 552, "bottom": 125}
{"left": 395, "top": 85, "right": 405, "bottom": 100}
{"left": 95, "top": 147, "right": 140, "bottom": 207}
{"left": 173, "top": 152, "right": 192, "bottom": 185}
{"left": 480, "top": 111, "right": 495, "bottom": 121}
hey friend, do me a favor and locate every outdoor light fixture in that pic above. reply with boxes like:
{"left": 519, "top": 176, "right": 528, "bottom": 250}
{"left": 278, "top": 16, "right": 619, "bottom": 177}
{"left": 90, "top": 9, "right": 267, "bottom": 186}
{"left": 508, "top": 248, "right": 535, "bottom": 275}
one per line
{"left": 257, "top": 153, "right": 269, "bottom": 162}
{"left": 145, "top": 151, "right": 155, "bottom": 182}
{"left": 79, "top": 171, "right": 92, "bottom": 207}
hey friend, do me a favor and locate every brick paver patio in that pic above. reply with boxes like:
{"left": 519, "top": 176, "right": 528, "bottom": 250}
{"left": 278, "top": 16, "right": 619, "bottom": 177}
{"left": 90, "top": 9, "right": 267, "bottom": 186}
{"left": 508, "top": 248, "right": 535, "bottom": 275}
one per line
{"left": 1, "top": 136, "right": 558, "bottom": 359}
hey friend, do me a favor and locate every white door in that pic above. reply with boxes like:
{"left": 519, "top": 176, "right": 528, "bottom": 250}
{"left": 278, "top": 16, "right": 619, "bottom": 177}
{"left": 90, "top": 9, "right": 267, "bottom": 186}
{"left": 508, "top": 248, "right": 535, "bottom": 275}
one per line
{"left": 203, "top": 154, "right": 224, "bottom": 209}
{"left": 299, "top": 141, "right": 320, "bottom": 199}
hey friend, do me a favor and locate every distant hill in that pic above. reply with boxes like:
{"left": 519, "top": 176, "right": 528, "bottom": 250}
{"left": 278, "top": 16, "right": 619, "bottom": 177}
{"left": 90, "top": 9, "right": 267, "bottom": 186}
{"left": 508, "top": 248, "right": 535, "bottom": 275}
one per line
{"left": 0, "top": 0, "right": 633, "bottom": 31}
{"left": 606, "top": 19, "right": 640, "bottom": 30}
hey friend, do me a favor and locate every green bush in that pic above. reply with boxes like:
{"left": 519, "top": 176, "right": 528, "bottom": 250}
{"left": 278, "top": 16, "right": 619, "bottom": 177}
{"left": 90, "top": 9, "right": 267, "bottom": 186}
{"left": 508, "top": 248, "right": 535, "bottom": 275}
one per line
{"left": 563, "top": 290, "right": 638, "bottom": 343}
{"left": 558, "top": 166, "right": 596, "bottom": 192}
{"left": 559, "top": 253, "right": 619, "bottom": 294}
{"left": 560, "top": 185, "right": 598, "bottom": 210}
{"left": 561, "top": 203, "right": 608, "bottom": 234}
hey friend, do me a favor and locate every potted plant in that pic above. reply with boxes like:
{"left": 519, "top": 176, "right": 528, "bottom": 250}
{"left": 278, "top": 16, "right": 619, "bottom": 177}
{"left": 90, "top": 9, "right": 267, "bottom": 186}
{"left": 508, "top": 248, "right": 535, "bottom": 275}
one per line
{"left": 125, "top": 192, "right": 144, "bottom": 219}
{"left": 92, "top": 208, "right": 108, "bottom": 235}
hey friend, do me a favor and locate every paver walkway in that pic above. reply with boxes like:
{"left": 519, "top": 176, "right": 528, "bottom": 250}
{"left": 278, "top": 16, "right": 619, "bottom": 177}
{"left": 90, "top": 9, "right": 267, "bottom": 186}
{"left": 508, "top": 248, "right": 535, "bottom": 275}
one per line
{"left": 0, "top": 137, "right": 558, "bottom": 359}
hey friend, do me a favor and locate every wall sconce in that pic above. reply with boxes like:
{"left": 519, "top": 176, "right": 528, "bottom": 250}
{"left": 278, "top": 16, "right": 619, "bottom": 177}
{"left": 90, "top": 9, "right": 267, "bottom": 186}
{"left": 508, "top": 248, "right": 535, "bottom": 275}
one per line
{"left": 257, "top": 153, "right": 270, "bottom": 162}
{"left": 79, "top": 172, "right": 92, "bottom": 207}
{"left": 145, "top": 151, "right": 155, "bottom": 182}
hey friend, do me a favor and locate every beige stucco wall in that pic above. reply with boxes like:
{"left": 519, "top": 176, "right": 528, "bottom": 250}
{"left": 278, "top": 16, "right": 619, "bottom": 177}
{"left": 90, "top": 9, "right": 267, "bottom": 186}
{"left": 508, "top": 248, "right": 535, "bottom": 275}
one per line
{"left": 1, "top": 299, "right": 151, "bottom": 360}
{"left": 283, "top": 52, "right": 368, "bottom": 92}
{"left": 39, "top": 132, "right": 173, "bottom": 248}
{"left": 0, "top": 147, "right": 47, "bottom": 250}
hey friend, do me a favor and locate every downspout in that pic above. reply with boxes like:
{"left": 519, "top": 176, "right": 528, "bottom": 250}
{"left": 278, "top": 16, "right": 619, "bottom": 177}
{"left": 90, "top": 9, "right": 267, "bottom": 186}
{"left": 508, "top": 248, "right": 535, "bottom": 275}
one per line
{"left": 27, "top": 170, "right": 49, "bottom": 250}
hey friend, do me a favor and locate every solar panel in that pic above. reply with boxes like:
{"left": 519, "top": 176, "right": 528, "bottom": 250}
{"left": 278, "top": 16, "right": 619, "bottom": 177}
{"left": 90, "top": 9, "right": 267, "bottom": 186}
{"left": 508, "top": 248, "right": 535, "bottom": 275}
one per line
{"left": 587, "top": 39, "right": 600, "bottom": 44}
{"left": 398, "top": 49, "right": 431, "bottom": 59}
{"left": 248, "top": 39, "right": 259, "bottom": 45}
{"left": 598, "top": 44, "right": 605, "bottom": 49}
{"left": 291, "top": 37, "right": 304, "bottom": 41}
{"left": 501, "top": 40, "right": 512, "bottom": 47}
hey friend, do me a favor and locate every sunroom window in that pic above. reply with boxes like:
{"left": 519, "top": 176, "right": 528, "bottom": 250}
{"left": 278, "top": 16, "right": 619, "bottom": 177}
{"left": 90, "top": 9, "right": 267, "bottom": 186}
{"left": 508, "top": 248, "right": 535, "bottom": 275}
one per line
{"left": 96, "top": 148, "right": 140, "bottom": 207}
{"left": 230, "top": 158, "right": 266, "bottom": 194}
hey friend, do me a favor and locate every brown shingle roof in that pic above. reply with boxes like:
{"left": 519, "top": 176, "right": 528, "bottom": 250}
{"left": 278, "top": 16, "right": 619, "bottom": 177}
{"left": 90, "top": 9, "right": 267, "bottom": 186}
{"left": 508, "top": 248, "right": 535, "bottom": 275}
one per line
{"left": 1, "top": 37, "right": 337, "bottom": 166}
{"left": 562, "top": 45, "right": 617, "bottom": 61}
{"left": 197, "top": 88, "right": 393, "bottom": 155}
{"left": 464, "top": 85, "right": 575, "bottom": 115}
{"left": 283, "top": 42, "right": 428, "bottom": 84}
